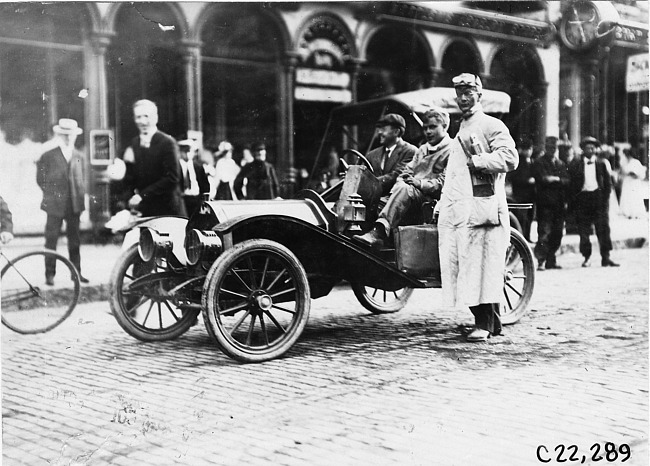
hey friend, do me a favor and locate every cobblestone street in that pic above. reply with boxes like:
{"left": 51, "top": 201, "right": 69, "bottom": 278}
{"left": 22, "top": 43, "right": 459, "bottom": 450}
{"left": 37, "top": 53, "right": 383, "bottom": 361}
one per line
{"left": 2, "top": 247, "right": 648, "bottom": 465}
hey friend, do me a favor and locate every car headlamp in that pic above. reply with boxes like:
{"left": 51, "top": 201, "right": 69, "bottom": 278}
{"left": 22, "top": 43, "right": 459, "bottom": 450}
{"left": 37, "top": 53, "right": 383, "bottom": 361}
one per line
{"left": 138, "top": 227, "right": 172, "bottom": 262}
{"left": 185, "top": 229, "right": 222, "bottom": 266}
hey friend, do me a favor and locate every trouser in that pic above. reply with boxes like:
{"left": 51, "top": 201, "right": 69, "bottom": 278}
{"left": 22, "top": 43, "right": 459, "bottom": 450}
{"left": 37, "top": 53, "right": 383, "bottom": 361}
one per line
{"left": 44, "top": 209, "right": 81, "bottom": 278}
{"left": 513, "top": 204, "right": 534, "bottom": 241}
{"left": 534, "top": 204, "right": 565, "bottom": 266}
{"left": 376, "top": 182, "right": 425, "bottom": 236}
{"left": 574, "top": 191, "right": 612, "bottom": 260}
{"left": 470, "top": 303, "right": 502, "bottom": 335}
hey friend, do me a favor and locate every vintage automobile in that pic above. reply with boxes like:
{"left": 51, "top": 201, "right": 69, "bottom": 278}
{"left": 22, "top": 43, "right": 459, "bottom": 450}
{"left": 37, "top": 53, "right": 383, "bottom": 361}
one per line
{"left": 109, "top": 87, "right": 534, "bottom": 363}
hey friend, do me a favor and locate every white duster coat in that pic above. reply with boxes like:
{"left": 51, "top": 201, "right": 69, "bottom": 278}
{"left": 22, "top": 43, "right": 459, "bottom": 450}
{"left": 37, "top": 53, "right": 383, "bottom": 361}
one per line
{"left": 438, "top": 106, "right": 518, "bottom": 308}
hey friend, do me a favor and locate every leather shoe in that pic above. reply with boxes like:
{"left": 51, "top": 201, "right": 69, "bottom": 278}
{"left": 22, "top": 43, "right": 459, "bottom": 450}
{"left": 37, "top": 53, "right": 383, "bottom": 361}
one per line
{"left": 467, "top": 328, "right": 490, "bottom": 342}
{"left": 601, "top": 258, "right": 620, "bottom": 267}
{"left": 545, "top": 263, "right": 562, "bottom": 269}
{"left": 353, "top": 227, "right": 386, "bottom": 249}
{"left": 537, "top": 263, "right": 545, "bottom": 271}
{"left": 581, "top": 258, "right": 591, "bottom": 268}
{"left": 79, "top": 276, "right": 90, "bottom": 284}
{"left": 45, "top": 276, "right": 54, "bottom": 286}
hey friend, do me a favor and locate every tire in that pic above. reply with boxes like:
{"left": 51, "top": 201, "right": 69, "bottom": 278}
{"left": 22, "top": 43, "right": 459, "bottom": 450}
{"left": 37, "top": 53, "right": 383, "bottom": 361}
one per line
{"left": 109, "top": 244, "right": 200, "bottom": 341}
{"left": 501, "top": 228, "right": 535, "bottom": 325}
{"left": 202, "top": 239, "right": 310, "bottom": 363}
{"left": 351, "top": 282, "right": 413, "bottom": 314}
{"left": 1, "top": 250, "right": 80, "bottom": 334}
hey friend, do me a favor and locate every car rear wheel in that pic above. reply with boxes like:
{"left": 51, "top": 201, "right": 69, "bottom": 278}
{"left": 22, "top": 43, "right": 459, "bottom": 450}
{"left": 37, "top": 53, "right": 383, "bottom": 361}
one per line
{"left": 501, "top": 228, "right": 535, "bottom": 324}
{"left": 110, "top": 244, "right": 201, "bottom": 341}
{"left": 202, "top": 239, "right": 310, "bottom": 363}
{"left": 351, "top": 282, "right": 413, "bottom": 314}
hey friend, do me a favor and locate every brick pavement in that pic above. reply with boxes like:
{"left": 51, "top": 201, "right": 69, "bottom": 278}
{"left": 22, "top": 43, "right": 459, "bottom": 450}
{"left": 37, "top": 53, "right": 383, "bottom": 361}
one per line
{"left": 2, "top": 247, "right": 648, "bottom": 465}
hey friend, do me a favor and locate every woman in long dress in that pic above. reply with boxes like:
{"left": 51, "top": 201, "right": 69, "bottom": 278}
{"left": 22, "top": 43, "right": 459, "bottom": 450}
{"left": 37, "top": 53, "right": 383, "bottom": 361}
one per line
{"left": 619, "top": 150, "right": 647, "bottom": 219}
{"left": 213, "top": 141, "right": 240, "bottom": 200}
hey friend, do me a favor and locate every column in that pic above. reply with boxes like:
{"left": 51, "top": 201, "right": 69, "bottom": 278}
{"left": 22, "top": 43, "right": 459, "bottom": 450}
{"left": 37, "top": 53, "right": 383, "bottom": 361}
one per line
{"left": 181, "top": 40, "right": 202, "bottom": 134}
{"left": 280, "top": 52, "right": 300, "bottom": 197}
{"left": 90, "top": 32, "right": 113, "bottom": 130}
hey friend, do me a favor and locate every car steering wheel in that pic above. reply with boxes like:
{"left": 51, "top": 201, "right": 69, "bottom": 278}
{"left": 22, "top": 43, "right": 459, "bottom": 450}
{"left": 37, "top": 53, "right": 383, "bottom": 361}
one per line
{"left": 340, "top": 149, "right": 374, "bottom": 175}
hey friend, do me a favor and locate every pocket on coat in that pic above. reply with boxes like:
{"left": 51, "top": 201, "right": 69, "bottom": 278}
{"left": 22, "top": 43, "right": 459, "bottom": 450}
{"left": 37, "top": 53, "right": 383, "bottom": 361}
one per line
{"left": 468, "top": 195, "right": 500, "bottom": 228}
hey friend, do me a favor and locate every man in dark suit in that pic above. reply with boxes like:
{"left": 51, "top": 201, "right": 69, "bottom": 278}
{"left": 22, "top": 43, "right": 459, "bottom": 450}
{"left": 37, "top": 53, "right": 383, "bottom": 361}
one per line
{"left": 123, "top": 99, "right": 186, "bottom": 217}
{"left": 568, "top": 136, "right": 619, "bottom": 267}
{"left": 508, "top": 138, "right": 535, "bottom": 241}
{"left": 36, "top": 118, "right": 88, "bottom": 284}
{"left": 532, "top": 136, "right": 570, "bottom": 270}
{"left": 234, "top": 143, "right": 280, "bottom": 200}
{"left": 178, "top": 139, "right": 210, "bottom": 216}
{"left": 364, "top": 113, "right": 417, "bottom": 198}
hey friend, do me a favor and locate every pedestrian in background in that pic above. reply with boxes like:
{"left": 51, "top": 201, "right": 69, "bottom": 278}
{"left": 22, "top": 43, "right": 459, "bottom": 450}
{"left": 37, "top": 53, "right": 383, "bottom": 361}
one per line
{"left": 568, "top": 136, "right": 619, "bottom": 268}
{"left": 508, "top": 137, "right": 535, "bottom": 241}
{"left": 178, "top": 139, "right": 210, "bottom": 215}
{"left": 36, "top": 118, "right": 89, "bottom": 284}
{"left": 354, "top": 107, "right": 451, "bottom": 249}
{"left": 437, "top": 73, "right": 518, "bottom": 342}
{"left": 240, "top": 145, "right": 254, "bottom": 168}
{"left": 619, "top": 149, "right": 647, "bottom": 219}
{"left": 532, "top": 136, "right": 569, "bottom": 270}
{"left": 123, "top": 99, "right": 186, "bottom": 217}
{"left": 234, "top": 143, "right": 280, "bottom": 200}
{"left": 0, "top": 195, "right": 14, "bottom": 244}
{"left": 213, "top": 141, "right": 240, "bottom": 200}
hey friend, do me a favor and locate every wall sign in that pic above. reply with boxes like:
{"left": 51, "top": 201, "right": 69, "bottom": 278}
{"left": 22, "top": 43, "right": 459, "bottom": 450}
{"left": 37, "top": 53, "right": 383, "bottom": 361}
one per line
{"left": 626, "top": 53, "right": 649, "bottom": 93}
{"left": 89, "top": 129, "right": 115, "bottom": 166}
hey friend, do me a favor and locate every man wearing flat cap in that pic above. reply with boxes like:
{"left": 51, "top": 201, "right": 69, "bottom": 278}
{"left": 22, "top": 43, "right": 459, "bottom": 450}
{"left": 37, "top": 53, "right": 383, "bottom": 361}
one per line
{"left": 37, "top": 118, "right": 89, "bottom": 285}
{"left": 365, "top": 113, "right": 417, "bottom": 197}
{"left": 234, "top": 142, "right": 280, "bottom": 200}
{"left": 568, "top": 136, "right": 619, "bottom": 267}
{"left": 437, "top": 73, "right": 518, "bottom": 342}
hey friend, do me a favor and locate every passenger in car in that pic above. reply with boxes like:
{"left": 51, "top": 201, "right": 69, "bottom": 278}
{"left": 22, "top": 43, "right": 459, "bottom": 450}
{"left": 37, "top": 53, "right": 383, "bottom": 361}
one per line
{"left": 352, "top": 107, "right": 452, "bottom": 249}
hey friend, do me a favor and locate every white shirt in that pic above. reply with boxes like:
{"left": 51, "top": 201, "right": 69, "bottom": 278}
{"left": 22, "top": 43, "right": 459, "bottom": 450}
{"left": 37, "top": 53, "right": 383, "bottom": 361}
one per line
{"left": 58, "top": 142, "right": 73, "bottom": 162}
{"left": 180, "top": 159, "right": 200, "bottom": 196}
{"left": 582, "top": 157, "right": 598, "bottom": 192}
{"left": 381, "top": 143, "right": 397, "bottom": 170}
{"left": 139, "top": 127, "right": 157, "bottom": 148}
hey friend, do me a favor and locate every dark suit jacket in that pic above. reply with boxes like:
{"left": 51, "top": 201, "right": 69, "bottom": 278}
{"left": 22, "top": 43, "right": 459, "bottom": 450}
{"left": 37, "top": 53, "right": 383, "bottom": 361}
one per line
{"left": 532, "top": 156, "right": 569, "bottom": 206}
{"left": 234, "top": 160, "right": 280, "bottom": 200}
{"left": 365, "top": 139, "right": 417, "bottom": 195}
{"left": 180, "top": 159, "right": 210, "bottom": 197}
{"left": 0, "top": 195, "right": 13, "bottom": 234}
{"left": 124, "top": 131, "right": 185, "bottom": 217}
{"left": 36, "top": 146, "right": 86, "bottom": 216}
{"left": 568, "top": 157, "right": 611, "bottom": 207}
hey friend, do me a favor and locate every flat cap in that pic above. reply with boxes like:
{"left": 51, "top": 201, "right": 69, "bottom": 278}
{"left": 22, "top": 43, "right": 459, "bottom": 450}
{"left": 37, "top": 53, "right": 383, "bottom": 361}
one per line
{"left": 579, "top": 136, "right": 601, "bottom": 149}
{"left": 452, "top": 73, "right": 483, "bottom": 92}
{"left": 376, "top": 113, "right": 406, "bottom": 130}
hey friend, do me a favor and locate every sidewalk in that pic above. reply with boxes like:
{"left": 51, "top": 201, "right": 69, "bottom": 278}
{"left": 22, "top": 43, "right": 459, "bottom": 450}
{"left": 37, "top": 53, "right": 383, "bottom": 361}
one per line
{"left": 2, "top": 213, "right": 647, "bottom": 302}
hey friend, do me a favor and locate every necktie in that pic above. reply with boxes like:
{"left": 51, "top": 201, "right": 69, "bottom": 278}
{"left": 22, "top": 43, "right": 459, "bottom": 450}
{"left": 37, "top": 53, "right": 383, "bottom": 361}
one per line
{"left": 184, "top": 165, "right": 191, "bottom": 190}
{"left": 381, "top": 147, "right": 390, "bottom": 171}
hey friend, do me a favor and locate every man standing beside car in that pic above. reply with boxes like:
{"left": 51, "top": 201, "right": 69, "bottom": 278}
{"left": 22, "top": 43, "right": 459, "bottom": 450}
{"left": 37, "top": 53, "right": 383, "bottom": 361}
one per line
{"left": 123, "top": 99, "right": 186, "bottom": 217}
{"left": 365, "top": 113, "right": 417, "bottom": 198}
{"left": 353, "top": 107, "right": 451, "bottom": 248}
{"left": 437, "top": 73, "right": 518, "bottom": 342}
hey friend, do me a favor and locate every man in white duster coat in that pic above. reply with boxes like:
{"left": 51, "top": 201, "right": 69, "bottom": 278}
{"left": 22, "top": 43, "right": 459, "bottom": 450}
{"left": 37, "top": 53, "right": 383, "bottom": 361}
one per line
{"left": 437, "top": 74, "right": 519, "bottom": 342}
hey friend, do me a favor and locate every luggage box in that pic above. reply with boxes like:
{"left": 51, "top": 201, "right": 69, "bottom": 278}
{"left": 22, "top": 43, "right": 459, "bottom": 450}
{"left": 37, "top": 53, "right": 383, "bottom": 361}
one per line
{"left": 394, "top": 224, "right": 441, "bottom": 279}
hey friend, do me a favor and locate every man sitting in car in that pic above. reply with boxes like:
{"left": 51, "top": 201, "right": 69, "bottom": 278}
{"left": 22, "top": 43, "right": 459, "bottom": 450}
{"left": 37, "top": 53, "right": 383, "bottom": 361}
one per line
{"left": 353, "top": 107, "right": 452, "bottom": 248}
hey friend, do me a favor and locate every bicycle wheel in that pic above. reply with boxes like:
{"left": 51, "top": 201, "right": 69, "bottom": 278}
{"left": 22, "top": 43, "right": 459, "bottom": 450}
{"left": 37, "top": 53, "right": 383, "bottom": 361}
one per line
{"left": 1, "top": 250, "right": 80, "bottom": 334}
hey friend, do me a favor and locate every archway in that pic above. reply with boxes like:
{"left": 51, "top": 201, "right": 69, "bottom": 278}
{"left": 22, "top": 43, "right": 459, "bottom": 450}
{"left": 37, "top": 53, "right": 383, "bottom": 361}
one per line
{"left": 199, "top": 4, "right": 284, "bottom": 165}
{"left": 0, "top": 3, "right": 92, "bottom": 143}
{"left": 440, "top": 40, "right": 482, "bottom": 87}
{"left": 490, "top": 45, "right": 545, "bottom": 145}
{"left": 106, "top": 3, "right": 186, "bottom": 150}
{"left": 358, "top": 25, "right": 431, "bottom": 101}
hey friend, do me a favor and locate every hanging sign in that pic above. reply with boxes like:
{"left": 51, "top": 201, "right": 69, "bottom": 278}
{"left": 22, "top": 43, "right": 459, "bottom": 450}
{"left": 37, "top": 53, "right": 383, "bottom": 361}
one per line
{"left": 626, "top": 53, "right": 649, "bottom": 93}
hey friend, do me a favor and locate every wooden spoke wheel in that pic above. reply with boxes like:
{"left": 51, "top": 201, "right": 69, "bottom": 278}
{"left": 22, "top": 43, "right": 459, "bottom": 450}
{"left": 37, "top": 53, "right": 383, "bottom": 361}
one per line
{"left": 202, "top": 239, "right": 310, "bottom": 363}
{"left": 501, "top": 228, "right": 535, "bottom": 324}
{"left": 109, "top": 244, "right": 201, "bottom": 341}
{"left": 351, "top": 282, "right": 413, "bottom": 314}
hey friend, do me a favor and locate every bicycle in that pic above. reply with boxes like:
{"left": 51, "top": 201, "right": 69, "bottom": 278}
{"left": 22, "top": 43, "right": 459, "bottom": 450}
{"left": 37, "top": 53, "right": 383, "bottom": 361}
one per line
{"left": 1, "top": 248, "right": 81, "bottom": 334}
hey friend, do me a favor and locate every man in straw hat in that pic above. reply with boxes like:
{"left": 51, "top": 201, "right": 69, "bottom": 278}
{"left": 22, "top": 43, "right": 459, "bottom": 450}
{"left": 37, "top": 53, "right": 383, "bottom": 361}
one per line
{"left": 36, "top": 118, "right": 89, "bottom": 285}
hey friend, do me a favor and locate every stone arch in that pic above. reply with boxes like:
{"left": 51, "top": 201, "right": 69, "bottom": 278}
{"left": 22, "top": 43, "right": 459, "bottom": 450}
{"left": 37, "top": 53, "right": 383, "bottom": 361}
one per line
{"left": 294, "top": 12, "right": 358, "bottom": 65}
{"left": 489, "top": 44, "right": 546, "bottom": 144}
{"left": 105, "top": 2, "right": 189, "bottom": 38}
{"left": 439, "top": 37, "right": 483, "bottom": 85}
{"left": 357, "top": 24, "right": 433, "bottom": 100}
